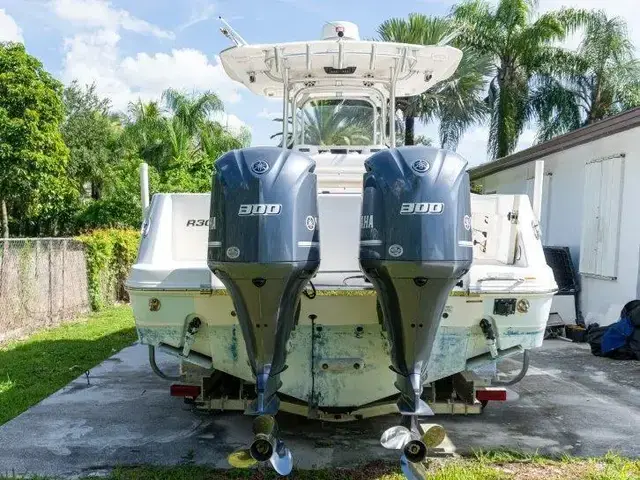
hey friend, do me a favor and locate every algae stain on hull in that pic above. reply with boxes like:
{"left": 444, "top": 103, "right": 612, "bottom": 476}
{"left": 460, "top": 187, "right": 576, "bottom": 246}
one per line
{"left": 230, "top": 326, "right": 239, "bottom": 362}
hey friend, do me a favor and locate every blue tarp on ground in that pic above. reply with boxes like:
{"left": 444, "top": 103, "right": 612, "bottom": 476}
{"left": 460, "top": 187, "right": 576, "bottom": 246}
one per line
{"left": 602, "top": 317, "right": 635, "bottom": 354}
{"left": 587, "top": 300, "right": 640, "bottom": 360}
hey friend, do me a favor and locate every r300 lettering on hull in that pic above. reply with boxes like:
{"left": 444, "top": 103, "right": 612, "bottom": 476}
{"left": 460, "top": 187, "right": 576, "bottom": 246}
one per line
{"left": 238, "top": 204, "right": 282, "bottom": 216}
{"left": 400, "top": 202, "right": 445, "bottom": 215}
{"left": 186, "top": 219, "right": 211, "bottom": 227}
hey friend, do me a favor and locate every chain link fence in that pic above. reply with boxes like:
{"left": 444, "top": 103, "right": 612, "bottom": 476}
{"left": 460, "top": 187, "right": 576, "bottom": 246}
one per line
{"left": 0, "top": 238, "right": 92, "bottom": 343}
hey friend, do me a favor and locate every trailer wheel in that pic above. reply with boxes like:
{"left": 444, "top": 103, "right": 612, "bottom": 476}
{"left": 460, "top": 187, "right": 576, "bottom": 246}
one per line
{"left": 480, "top": 400, "right": 489, "bottom": 409}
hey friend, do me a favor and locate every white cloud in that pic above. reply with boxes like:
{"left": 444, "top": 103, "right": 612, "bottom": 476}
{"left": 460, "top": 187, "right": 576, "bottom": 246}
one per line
{"left": 212, "top": 112, "right": 251, "bottom": 133}
{"left": 61, "top": 34, "right": 244, "bottom": 112}
{"left": 454, "top": 126, "right": 492, "bottom": 167}
{"left": 257, "top": 108, "right": 280, "bottom": 119}
{"left": 52, "top": 0, "right": 174, "bottom": 39}
{"left": 119, "top": 50, "right": 243, "bottom": 105}
{"left": 0, "top": 9, "right": 23, "bottom": 43}
{"left": 179, "top": 1, "right": 217, "bottom": 31}
{"left": 62, "top": 29, "right": 125, "bottom": 97}
{"left": 55, "top": 0, "right": 244, "bottom": 123}
{"left": 516, "top": 128, "right": 536, "bottom": 152}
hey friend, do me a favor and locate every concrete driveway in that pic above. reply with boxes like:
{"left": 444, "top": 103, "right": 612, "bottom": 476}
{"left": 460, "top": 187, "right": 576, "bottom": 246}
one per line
{"left": 0, "top": 340, "right": 638, "bottom": 476}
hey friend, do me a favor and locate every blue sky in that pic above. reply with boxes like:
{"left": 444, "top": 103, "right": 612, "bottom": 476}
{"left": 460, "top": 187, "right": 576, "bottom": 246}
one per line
{"left": 1, "top": 0, "right": 638, "bottom": 166}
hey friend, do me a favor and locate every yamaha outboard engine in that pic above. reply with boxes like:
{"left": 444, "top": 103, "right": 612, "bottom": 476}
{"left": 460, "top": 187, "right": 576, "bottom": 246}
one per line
{"left": 359, "top": 146, "right": 472, "bottom": 417}
{"left": 208, "top": 147, "right": 320, "bottom": 416}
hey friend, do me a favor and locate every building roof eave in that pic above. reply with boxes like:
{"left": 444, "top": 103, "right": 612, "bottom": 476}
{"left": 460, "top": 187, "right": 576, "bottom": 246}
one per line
{"left": 468, "top": 107, "right": 640, "bottom": 181}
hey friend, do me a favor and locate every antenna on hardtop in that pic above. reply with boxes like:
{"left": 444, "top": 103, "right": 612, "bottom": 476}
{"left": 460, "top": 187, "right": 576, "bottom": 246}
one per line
{"left": 219, "top": 16, "right": 248, "bottom": 46}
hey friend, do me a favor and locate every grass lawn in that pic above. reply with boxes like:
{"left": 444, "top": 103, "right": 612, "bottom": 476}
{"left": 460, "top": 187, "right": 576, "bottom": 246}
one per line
{"left": 0, "top": 305, "right": 136, "bottom": 425}
{"left": 92, "top": 452, "right": 640, "bottom": 480}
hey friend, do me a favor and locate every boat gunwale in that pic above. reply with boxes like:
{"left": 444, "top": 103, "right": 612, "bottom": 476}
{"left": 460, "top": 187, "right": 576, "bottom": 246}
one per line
{"left": 124, "top": 285, "right": 558, "bottom": 296}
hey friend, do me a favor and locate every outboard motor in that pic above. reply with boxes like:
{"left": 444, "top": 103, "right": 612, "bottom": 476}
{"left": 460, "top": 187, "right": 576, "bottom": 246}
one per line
{"left": 359, "top": 146, "right": 472, "bottom": 416}
{"left": 208, "top": 147, "right": 320, "bottom": 416}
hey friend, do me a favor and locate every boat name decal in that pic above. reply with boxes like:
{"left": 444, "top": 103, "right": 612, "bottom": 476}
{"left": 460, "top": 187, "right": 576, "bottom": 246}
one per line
{"left": 186, "top": 218, "right": 214, "bottom": 227}
{"left": 238, "top": 204, "right": 282, "bottom": 216}
{"left": 400, "top": 202, "right": 444, "bottom": 215}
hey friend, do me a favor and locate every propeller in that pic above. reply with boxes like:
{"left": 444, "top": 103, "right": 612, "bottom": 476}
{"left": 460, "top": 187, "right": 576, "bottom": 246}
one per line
{"left": 400, "top": 454, "right": 429, "bottom": 480}
{"left": 381, "top": 418, "right": 446, "bottom": 480}
{"left": 227, "top": 415, "right": 293, "bottom": 476}
{"left": 228, "top": 448, "right": 257, "bottom": 468}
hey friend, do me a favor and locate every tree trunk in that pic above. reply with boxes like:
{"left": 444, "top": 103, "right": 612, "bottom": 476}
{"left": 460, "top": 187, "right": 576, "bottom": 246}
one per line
{"left": 586, "top": 74, "right": 603, "bottom": 125}
{"left": 495, "top": 69, "right": 510, "bottom": 159}
{"left": 91, "top": 181, "right": 101, "bottom": 200}
{"left": 1, "top": 199, "right": 8, "bottom": 239}
{"left": 405, "top": 116, "right": 415, "bottom": 146}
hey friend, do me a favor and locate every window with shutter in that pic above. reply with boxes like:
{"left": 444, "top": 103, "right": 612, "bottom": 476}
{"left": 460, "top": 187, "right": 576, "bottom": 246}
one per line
{"left": 579, "top": 154, "right": 625, "bottom": 279}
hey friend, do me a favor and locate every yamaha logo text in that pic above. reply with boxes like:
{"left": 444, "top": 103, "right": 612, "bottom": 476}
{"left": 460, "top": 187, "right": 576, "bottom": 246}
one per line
{"left": 400, "top": 202, "right": 444, "bottom": 215}
{"left": 238, "top": 204, "right": 282, "bottom": 216}
{"left": 360, "top": 215, "right": 374, "bottom": 229}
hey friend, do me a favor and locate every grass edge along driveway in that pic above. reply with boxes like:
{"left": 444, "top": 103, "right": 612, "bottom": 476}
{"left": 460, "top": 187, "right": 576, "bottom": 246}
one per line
{"left": 0, "top": 305, "right": 137, "bottom": 425}
{"left": 2, "top": 452, "right": 633, "bottom": 480}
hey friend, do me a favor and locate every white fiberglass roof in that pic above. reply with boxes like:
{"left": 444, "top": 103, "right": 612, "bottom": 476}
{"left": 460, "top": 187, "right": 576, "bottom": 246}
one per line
{"left": 219, "top": 40, "right": 462, "bottom": 98}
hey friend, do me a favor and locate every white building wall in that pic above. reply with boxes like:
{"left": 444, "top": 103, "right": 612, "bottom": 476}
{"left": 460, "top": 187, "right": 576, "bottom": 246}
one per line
{"left": 478, "top": 127, "right": 640, "bottom": 325}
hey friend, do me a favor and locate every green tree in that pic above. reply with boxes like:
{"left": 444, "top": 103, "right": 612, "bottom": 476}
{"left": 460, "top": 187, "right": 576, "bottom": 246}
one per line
{"left": 123, "top": 89, "right": 249, "bottom": 194}
{"left": 377, "top": 14, "right": 492, "bottom": 148}
{"left": 414, "top": 135, "right": 433, "bottom": 146}
{"left": 162, "top": 89, "right": 224, "bottom": 137}
{"left": 532, "top": 10, "right": 640, "bottom": 141}
{"left": 61, "top": 81, "right": 122, "bottom": 200}
{"left": 0, "top": 42, "right": 76, "bottom": 237}
{"left": 271, "top": 100, "right": 382, "bottom": 147}
{"left": 74, "top": 153, "right": 158, "bottom": 230}
{"left": 299, "top": 100, "right": 374, "bottom": 146}
{"left": 452, "top": 0, "right": 589, "bottom": 158}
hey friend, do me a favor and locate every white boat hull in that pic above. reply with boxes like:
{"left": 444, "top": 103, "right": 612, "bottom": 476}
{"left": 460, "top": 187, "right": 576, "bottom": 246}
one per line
{"left": 132, "top": 288, "right": 551, "bottom": 407}
{"left": 127, "top": 187, "right": 556, "bottom": 410}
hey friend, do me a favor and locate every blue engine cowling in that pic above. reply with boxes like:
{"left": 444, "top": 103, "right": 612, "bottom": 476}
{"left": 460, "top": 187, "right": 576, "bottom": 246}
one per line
{"left": 360, "top": 146, "right": 472, "bottom": 263}
{"left": 208, "top": 147, "right": 320, "bottom": 415}
{"left": 359, "top": 146, "right": 472, "bottom": 415}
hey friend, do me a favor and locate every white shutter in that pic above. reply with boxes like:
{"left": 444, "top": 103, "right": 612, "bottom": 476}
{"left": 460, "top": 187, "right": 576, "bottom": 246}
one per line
{"left": 579, "top": 154, "right": 624, "bottom": 279}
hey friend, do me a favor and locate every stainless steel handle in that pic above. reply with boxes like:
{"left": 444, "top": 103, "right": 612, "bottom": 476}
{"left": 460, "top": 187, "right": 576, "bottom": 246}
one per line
{"left": 477, "top": 276, "right": 525, "bottom": 283}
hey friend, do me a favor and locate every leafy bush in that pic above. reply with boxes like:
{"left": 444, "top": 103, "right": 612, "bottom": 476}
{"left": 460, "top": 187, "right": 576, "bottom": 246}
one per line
{"left": 75, "top": 198, "right": 142, "bottom": 231}
{"left": 76, "top": 229, "right": 140, "bottom": 310}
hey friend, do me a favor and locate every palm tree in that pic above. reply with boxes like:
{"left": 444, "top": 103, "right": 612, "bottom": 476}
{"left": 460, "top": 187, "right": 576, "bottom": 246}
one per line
{"left": 532, "top": 10, "right": 640, "bottom": 142}
{"left": 452, "top": 0, "right": 590, "bottom": 159}
{"left": 300, "top": 100, "right": 373, "bottom": 145}
{"left": 271, "top": 99, "right": 374, "bottom": 147}
{"left": 377, "top": 14, "right": 492, "bottom": 148}
{"left": 162, "top": 89, "right": 224, "bottom": 137}
{"left": 123, "top": 89, "right": 249, "bottom": 191}
{"left": 124, "top": 100, "right": 166, "bottom": 170}
{"left": 201, "top": 120, "right": 250, "bottom": 161}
